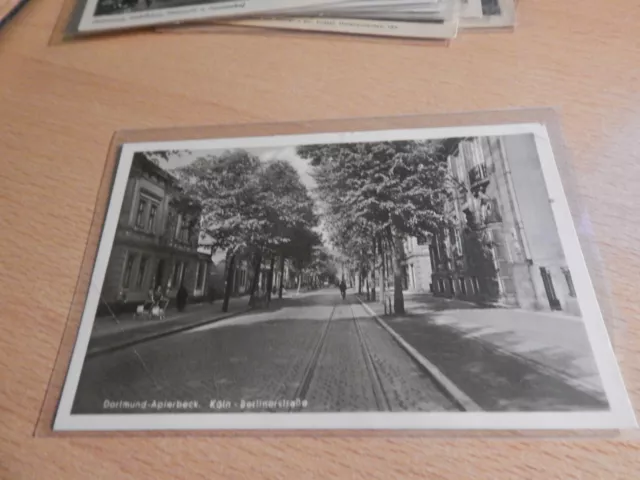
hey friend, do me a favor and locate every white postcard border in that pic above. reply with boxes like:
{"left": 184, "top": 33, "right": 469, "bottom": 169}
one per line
{"left": 53, "top": 122, "right": 637, "bottom": 432}
{"left": 223, "top": 15, "right": 458, "bottom": 39}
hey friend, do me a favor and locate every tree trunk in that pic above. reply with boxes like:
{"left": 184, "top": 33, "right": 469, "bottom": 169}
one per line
{"left": 370, "top": 236, "right": 376, "bottom": 302}
{"left": 365, "top": 275, "right": 370, "bottom": 301}
{"left": 248, "top": 252, "right": 262, "bottom": 307}
{"left": 358, "top": 268, "right": 363, "bottom": 294}
{"left": 378, "top": 236, "right": 386, "bottom": 308}
{"left": 390, "top": 231, "right": 406, "bottom": 314}
{"left": 266, "top": 256, "right": 275, "bottom": 303}
{"left": 278, "top": 256, "right": 285, "bottom": 299}
{"left": 222, "top": 253, "right": 236, "bottom": 313}
{"left": 296, "top": 273, "right": 302, "bottom": 295}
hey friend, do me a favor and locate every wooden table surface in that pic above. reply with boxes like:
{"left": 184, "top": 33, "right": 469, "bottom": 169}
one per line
{"left": 2, "top": 0, "right": 640, "bottom": 478}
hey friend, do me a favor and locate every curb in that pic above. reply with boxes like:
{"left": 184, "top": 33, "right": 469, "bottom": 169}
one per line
{"left": 356, "top": 297, "right": 483, "bottom": 413}
{"left": 87, "top": 307, "right": 252, "bottom": 358}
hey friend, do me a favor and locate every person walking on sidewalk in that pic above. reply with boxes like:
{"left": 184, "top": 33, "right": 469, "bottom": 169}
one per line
{"left": 339, "top": 279, "right": 347, "bottom": 300}
{"left": 176, "top": 283, "right": 189, "bottom": 312}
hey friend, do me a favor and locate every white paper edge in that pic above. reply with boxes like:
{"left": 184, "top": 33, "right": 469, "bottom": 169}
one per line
{"left": 224, "top": 15, "right": 458, "bottom": 39}
{"left": 53, "top": 121, "right": 637, "bottom": 432}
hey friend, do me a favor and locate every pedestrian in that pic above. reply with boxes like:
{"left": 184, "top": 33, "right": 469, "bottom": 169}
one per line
{"left": 153, "top": 285, "right": 165, "bottom": 307}
{"left": 339, "top": 279, "right": 347, "bottom": 299}
{"left": 176, "top": 283, "right": 188, "bottom": 312}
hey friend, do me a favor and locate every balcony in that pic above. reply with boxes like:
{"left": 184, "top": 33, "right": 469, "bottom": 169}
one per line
{"left": 468, "top": 163, "right": 490, "bottom": 192}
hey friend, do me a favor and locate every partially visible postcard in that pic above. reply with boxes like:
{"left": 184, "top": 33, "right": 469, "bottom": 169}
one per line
{"left": 460, "top": 0, "right": 515, "bottom": 28}
{"left": 73, "top": 0, "right": 341, "bottom": 33}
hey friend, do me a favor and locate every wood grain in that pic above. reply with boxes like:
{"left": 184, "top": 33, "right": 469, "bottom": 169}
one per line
{"left": 1, "top": 0, "right": 640, "bottom": 478}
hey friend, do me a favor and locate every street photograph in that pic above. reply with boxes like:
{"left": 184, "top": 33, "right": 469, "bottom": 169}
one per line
{"left": 53, "top": 124, "right": 632, "bottom": 431}
{"left": 93, "top": 0, "right": 224, "bottom": 17}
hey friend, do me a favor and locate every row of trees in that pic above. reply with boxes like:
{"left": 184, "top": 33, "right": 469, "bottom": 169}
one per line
{"left": 172, "top": 150, "right": 327, "bottom": 312}
{"left": 298, "top": 138, "right": 461, "bottom": 314}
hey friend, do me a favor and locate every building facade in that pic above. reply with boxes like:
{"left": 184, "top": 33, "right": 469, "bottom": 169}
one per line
{"left": 200, "top": 235, "right": 294, "bottom": 300}
{"left": 404, "top": 236, "right": 433, "bottom": 292}
{"left": 430, "top": 135, "right": 581, "bottom": 316}
{"left": 98, "top": 154, "right": 210, "bottom": 315}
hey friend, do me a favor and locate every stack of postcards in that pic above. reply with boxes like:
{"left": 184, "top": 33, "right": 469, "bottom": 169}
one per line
{"left": 69, "top": 0, "right": 516, "bottom": 40}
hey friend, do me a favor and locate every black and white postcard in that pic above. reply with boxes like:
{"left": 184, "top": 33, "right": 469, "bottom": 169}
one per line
{"left": 53, "top": 121, "right": 636, "bottom": 432}
{"left": 73, "top": 0, "right": 339, "bottom": 33}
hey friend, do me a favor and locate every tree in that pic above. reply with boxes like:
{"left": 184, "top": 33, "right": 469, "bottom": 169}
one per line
{"left": 277, "top": 227, "right": 322, "bottom": 298}
{"left": 175, "top": 150, "right": 266, "bottom": 311}
{"left": 298, "top": 140, "right": 453, "bottom": 314}
{"left": 138, "top": 149, "right": 193, "bottom": 166}
{"left": 174, "top": 151, "right": 319, "bottom": 310}
{"left": 257, "top": 160, "right": 320, "bottom": 302}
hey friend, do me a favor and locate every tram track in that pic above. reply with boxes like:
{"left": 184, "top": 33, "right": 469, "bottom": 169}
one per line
{"left": 289, "top": 295, "right": 467, "bottom": 413}
{"left": 348, "top": 302, "right": 392, "bottom": 412}
{"left": 288, "top": 303, "right": 337, "bottom": 412}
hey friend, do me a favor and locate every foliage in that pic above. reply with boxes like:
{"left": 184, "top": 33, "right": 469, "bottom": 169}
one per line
{"left": 299, "top": 140, "right": 453, "bottom": 239}
{"left": 298, "top": 139, "right": 454, "bottom": 313}
{"left": 173, "top": 150, "right": 267, "bottom": 254}
{"left": 139, "top": 150, "right": 193, "bottom": 166}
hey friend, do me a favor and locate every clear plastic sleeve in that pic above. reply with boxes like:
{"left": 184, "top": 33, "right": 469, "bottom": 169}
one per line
{"left": 36, "top": 108, "right": 637, "bottom": 437}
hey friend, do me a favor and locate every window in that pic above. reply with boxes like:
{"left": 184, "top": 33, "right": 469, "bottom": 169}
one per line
{"left": 456, "top": 153, "right": 466, "bottom": 186}
{"left": 429, "top": 246, "right": 437, "bottom": 271}
{"left": 181, "top": 221, "right": 190, "bottom": 242}
{"left": 450, "top": 228, "right": 462, "bottom": 253}
{"left": 167, "top": 263, "right": 176, "bottom": 289}
{"left": 562, "top": 267, "right": 576, "bottom": 297}
{"left": 122, "top": 253, "right": 135, "bottom": 288}
{"left": 470, "top": 138, "right": 483, "bottom": 167}
{"left": 135, "top": 198, "right": 148, "bottom": 228}
{"left": 472, "top": 276, "right": 480, "bottom": 294}
{"left": 172, "top": 261, "right": 184, "bottom": 288}
{"left": 447, "top": 155, "right": 454, "bottom": 178}
{"left": 175, "top": 214, "right": 182, "bottom": 240}
{"left": 196, "top": 261, "right": 206, "bottom": 291}
{"left": 147, "top": 204, "right": 157, "bottom": 231}
{"left": 135, "top": 256, "right": 148, "bottom": 288}
{"left": 459, "top": 278, "right": 467, "bottom": 295}
{"left": 134, "top": 194, "right": 160, "bottom": 232}
{"left": 175, "top": 214, "right": 190, "bottom": 242}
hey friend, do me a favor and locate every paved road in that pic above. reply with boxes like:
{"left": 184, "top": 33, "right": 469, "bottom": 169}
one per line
{"left": 71, "top": 289, "right": 459, "bottom": 414}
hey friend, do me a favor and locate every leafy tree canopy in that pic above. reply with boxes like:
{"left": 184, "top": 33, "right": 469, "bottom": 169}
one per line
{"left": 173, "top": 150, "right": 319, "bottom": 257}
{"left": 298, "top": 139, "right": 454, "bottom": 241}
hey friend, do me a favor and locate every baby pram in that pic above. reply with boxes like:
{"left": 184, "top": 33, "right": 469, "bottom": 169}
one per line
{"left": 135, "top": 297, "right": 169, "bottom": 320}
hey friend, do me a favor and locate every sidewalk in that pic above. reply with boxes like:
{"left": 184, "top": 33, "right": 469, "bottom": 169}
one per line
{"left": 87, "top": 297, "right": 251, "bottom": 356}
{"left": 358, "top": 292, "right": 608, "bottom": 410}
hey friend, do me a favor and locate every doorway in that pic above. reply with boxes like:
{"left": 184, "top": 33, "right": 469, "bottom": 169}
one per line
{"left": 539, "top": 267, "right": 561, "bottom": 311}
{"left": 154, "top": 259, "right": 166, "bottom": 289}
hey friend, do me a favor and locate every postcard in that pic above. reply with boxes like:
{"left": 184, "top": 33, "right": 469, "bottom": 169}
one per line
{"left": 52, "top": 119, "right": 636, "bottom": 432}
{"left": 73, "top": 0, "right": 342, "bottom": 34}
{"left": 460, "top": 0, "right": 515, "bottom": 28}
{"left": 219, "top": 16, "right": 458, "bottom": 39}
